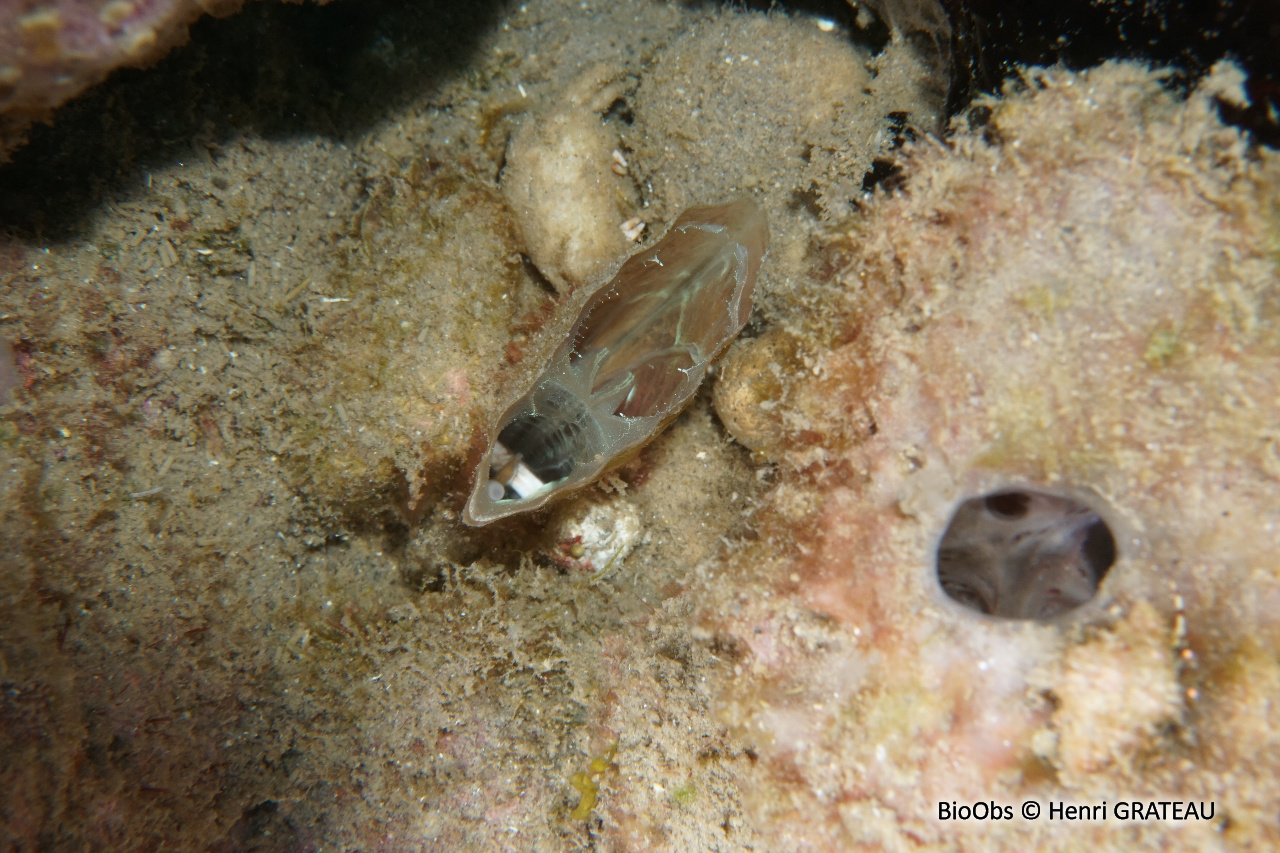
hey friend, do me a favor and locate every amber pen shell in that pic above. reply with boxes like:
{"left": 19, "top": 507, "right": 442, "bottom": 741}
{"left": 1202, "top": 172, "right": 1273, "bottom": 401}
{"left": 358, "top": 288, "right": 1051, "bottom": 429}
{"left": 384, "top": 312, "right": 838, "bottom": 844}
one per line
{"left": 463, "top": 197, "right": 769, "bottom": 526}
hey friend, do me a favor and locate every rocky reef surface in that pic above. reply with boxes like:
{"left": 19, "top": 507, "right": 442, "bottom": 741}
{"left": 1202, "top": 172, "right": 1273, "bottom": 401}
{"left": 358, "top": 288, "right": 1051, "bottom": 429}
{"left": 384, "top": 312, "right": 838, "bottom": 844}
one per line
{"left": 708, "top": 59, "right": 1280, "bottom": 849}
{"left": 1, "top": 0, "right": 1278, "bottom": 850}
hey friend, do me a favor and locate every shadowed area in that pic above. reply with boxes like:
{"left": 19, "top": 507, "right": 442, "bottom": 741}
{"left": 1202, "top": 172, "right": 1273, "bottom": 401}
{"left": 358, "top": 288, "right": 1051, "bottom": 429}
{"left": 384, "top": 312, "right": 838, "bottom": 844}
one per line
{"left": 0, "top": 0, "right": 508, "bottom": 239}
{"left": 937, "top": 489, "right": 1117, "bottom": 620}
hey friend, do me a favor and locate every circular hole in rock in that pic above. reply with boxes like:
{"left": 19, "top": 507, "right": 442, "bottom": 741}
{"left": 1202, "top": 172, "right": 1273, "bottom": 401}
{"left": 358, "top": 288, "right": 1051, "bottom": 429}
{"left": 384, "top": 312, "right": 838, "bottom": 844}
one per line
{"left": 936, "top": 488, "right": 1116, "bottom": 620}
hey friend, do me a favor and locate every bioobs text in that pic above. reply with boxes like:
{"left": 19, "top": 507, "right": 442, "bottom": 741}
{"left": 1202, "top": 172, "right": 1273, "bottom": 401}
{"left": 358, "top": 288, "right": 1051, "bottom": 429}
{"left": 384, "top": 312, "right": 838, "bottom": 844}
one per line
{"left": 937, "top": 801, "right": 1013, "bottom": 821}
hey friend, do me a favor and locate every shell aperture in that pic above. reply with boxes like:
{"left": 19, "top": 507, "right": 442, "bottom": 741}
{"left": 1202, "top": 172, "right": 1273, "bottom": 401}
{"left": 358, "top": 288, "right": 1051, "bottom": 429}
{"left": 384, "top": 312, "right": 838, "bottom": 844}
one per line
{"left": 464, "top": 199, "right": 769, "bottom": 525}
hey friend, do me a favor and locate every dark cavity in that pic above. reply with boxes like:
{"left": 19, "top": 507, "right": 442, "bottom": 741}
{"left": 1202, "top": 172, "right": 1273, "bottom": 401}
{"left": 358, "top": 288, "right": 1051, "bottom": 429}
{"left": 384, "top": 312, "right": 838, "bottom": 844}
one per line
{"left": 936, "top": 489, "right": 1116, "bottom": 621}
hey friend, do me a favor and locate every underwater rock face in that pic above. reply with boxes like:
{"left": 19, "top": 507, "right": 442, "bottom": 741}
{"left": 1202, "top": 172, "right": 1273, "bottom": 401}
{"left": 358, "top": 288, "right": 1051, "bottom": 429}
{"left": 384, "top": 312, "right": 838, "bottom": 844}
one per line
{"left": 628, "top": 10, "right": 938, "bottom": 223}
{"left": 708, "top": 61, "right": 1280, "bottom": 849}
{"left": 14, "top": 0, "right": 1280, "bottom": 846}
{"left": 0, "top": 1, "right": 950, "bottom": 848}
{"left": 294, "top": 159, "right": 546, "bottom": 520}
{"left": 625, "top": 8, "right": 945, "bottom": 327}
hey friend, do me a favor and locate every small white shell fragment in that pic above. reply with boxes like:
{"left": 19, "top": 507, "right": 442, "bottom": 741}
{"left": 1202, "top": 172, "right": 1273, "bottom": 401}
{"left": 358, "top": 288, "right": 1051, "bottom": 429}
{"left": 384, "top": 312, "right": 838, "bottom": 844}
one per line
{"left": 551, "top": 501, "right": 643, "bottom": 576}
{"left": 620, "top": 216, "right": 645, "bottom": 242}
{"left": 611, "top": 149, "right": 629, "bottom": 175}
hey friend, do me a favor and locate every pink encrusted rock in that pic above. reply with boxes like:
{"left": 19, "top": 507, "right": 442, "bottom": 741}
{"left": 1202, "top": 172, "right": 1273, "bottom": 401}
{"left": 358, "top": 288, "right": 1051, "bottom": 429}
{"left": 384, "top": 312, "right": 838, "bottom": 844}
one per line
{"left": 708, "top": 61, "right": 1280, "bottom": 850}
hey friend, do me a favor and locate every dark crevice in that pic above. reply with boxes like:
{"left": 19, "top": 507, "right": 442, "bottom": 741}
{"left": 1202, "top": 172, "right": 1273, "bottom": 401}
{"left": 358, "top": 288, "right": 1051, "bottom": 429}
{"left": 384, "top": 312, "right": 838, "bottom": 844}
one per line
{"left": 945, "top": 0, "right": 1280, "bottom": 146}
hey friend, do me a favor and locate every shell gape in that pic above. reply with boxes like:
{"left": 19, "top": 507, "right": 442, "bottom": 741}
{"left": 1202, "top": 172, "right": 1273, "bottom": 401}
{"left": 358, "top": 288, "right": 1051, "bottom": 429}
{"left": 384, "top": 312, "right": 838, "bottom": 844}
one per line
{"left": 496, "top": 383, "right": 595, "bottom": 485}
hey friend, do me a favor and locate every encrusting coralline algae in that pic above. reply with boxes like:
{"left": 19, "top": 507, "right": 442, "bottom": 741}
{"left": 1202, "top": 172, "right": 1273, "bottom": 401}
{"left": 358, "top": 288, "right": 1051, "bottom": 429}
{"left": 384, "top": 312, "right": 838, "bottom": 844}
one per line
{"left": 704, "top": 60, "right": 1280, "bottom": 849}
